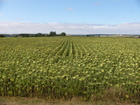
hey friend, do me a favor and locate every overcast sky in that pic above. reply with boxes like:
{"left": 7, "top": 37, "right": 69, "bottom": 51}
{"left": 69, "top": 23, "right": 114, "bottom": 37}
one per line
{"left": 0, "top": 0, "right": 140, "bottom": 34}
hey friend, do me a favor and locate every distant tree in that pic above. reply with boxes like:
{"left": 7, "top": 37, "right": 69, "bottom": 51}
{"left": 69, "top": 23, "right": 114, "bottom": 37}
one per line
{"left": 35, "top": 33, "right": 45, "bottom": 37}
{"left": 0, "top": 34, "right": 4, "bottom": 37}
{"left": 49, "top": 31, "right": 56, "bottom": 36}
{"left": 44, "top": 33, "right": 49, "bottom": 37}
{"left": 60, "top": 32, "right": 66, "bottom": 36}
{"left": 18, "top": 33, "right": 30, "bottom": 37}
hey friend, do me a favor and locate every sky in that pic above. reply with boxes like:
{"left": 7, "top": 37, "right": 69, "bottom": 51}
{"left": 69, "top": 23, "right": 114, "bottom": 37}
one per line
{"left": 0, "top": 0, "right": 140, "bottom": 34}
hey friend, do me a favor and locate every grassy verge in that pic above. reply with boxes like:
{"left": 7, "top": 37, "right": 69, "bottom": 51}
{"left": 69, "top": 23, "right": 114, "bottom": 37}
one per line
{"left": 0, "top": 96, "right": 138, "bottom": 105}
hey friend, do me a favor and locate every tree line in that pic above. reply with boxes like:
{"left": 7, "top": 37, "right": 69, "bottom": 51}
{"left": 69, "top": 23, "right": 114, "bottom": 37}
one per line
{"left": 0, "top": 34, "right": 4, "bottom": 37}
{"left": 0, "top": 31, "right": 66, "bottom": 37}
{"left": 15, "top": 31, "right": 66, "bottom": 37}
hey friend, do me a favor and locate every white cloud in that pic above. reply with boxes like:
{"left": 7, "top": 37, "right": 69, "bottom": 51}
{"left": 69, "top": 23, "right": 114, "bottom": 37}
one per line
{"left": 0, "top": 21, "right": 140, "bottom": 34}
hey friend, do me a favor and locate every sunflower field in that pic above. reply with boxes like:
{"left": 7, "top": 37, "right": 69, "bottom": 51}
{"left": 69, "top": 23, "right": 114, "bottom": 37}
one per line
{"left": 0, "top": 37, "right": 140, "bottom": 101}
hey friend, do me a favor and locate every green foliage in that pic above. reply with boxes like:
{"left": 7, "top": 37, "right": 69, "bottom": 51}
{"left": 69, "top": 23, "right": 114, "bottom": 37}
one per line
{"left": 0, "top": 37, "right": 140, "bottom": 102}
{"left": 49, "top": 31, "right": 56, "bottom": 36}
{"left": 60, "top": 32, "right": 66, "bottom": 36}
{"left": 0, "top": 34, "right": 4, "bottom": 37}
{"left": 34, "top": 33, "right": 46, "bottom": 37}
